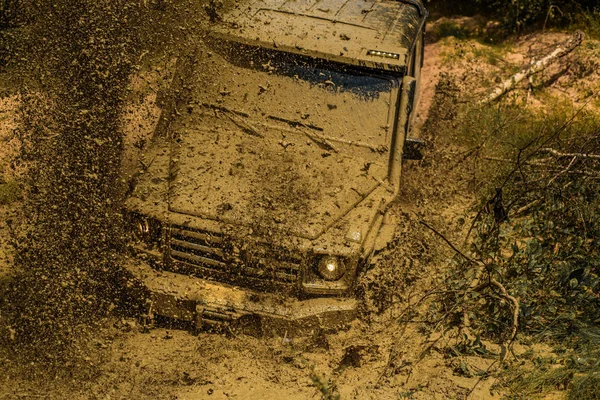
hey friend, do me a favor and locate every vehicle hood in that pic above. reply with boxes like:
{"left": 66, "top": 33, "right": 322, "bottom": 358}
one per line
{"left": 168, "top": 115, "right": 389, "bottom": 240}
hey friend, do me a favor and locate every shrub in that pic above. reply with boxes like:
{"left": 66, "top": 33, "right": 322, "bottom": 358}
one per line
{"left": 473, "top": 0, "right": 599, "bottom": 33}
{"left": 428, "top": 98, "right": 600, "bottom": 396}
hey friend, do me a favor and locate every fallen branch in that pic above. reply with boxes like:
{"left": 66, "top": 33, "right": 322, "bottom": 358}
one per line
{"left": 465, "top": 100, "right": 593, "bottom": 246}
{"left": 483, "top": 156, "right": 600, "bottom": 178}
{"left": 482, "top": 30, "right": 584, "bottom": 104}
{"left": 483, "top": 155, "right": 550, "bottom": 167}
{"left": 547, "top": 155, "right": 577, "bottom": 185}
{"left": 539, "top": 147, "right": 600, "bottom": 160}
{"left": 513, "top": 199, "right": 541, "bottom": 216}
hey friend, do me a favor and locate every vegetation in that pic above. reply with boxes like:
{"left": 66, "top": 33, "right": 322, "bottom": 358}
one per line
{"left": 420, "top": 82, "right": 600, "bottom": 396}
{"left": 428, "top": 0, "right": 600, "bottom": 38}
{"left": 475, "top": 0, "right": 598, "bottom": 31}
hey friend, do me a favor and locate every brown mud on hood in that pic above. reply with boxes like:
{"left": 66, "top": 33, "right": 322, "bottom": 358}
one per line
{"left": 168, "top": 113, "right": 389, "bottom": 240}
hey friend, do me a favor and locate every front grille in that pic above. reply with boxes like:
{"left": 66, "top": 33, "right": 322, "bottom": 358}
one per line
{"left": 169, "top": 225, "right": 302, "bottom": 285}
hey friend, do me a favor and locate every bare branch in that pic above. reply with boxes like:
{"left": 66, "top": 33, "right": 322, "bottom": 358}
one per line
{"left": 483, "top": 156, "right": 550, "bottom": 167}
{"left": 483, "top": 156, "right": 600, "bottom": 178}
{"left": 547, "top": 155, "right": 577, "bottom": 185}
{"left": 418, "top": 219, "right": 483, "bottom": 267}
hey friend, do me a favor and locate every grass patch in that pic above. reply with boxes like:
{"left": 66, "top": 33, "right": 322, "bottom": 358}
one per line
{"left": 503, "top": 330, "right": 600, "bottom": 399}
{"left": 438, "top": 37, "right": 515, "bottom": 77}
{"left": 471, "top": 45, "right": 510, "bottom": 67}
{"left": 568, "top": 372, "right": 600, "bottom": 399}
{"left": 432, "top": 93, "right": 600, "bottom": 195}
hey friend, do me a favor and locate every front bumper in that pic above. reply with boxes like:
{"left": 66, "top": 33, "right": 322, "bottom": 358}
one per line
{"left": 124, "top": 256, "right": 357, "bottom": 335}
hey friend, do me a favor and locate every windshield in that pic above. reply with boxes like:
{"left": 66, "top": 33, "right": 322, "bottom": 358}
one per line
{"left": 185, "top": 37, "right": 397, "bottom": 151}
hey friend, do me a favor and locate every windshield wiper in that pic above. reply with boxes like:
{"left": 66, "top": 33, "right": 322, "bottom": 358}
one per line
{"left": 200, "top": 103, "right": 264, "bottom": 138}
{"left": 267, "top": 115, "right": 337, "bottom": 153}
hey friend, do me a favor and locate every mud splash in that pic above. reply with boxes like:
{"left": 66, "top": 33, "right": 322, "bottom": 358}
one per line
{"left": 2, "top": 0, "right": 140, "bottom": 362}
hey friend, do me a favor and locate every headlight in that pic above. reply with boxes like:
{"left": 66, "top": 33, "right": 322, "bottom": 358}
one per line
{"left": 135, "top": 218, "right": 152, "bottom": 242}
{"left": 316, "top": 256, "right": 346, "bottom": 281}
{"left": 136, "top": 219, "right": 150, "bottom": 238}
{"left": 130, "top": 213, "right": 162, "bottom": 245}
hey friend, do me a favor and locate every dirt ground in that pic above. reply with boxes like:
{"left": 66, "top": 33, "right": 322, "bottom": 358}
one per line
{"left": 1, "top": 11, "right": 600, "bottom": 400}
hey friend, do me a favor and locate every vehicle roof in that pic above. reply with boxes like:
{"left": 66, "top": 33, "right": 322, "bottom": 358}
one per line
{"left": 209, "top": 0, "right": 427, "bottom": 72}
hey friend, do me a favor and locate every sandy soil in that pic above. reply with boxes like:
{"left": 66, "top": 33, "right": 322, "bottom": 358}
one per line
{"left": 1, "top": 12, "right": 599, "bottom": 400}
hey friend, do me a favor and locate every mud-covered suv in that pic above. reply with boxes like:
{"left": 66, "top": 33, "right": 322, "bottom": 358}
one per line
{"left": 125, "top": 0, "right": 427, "bottom": 333}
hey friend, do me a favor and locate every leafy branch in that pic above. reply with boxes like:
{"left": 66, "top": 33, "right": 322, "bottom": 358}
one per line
{"left": 419, "top": 219, "right": 519, "bottom": 360}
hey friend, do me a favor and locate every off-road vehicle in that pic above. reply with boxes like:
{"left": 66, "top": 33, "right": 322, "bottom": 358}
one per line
{"left": 125, "top": 0, "right": 427, "bottom": 333}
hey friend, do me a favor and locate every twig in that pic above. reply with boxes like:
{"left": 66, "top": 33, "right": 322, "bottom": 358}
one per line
{"left": 484, "top": 156, "right": 600, "bottom": 178}
{"left": 418, "top": 219, "right": 482, "bottom": 267}
{"left": 138, "top": 155, "right": 157, "bottom": 172}
{"left": 483, "top": 156, "right": 550, "bottom": 167}
{"left": 543, "top": 5, "right": 563, "bottom": 32}
{"left": 375, "top": 318, "right": 411, "bottom": 385}
{"left": 513, "top": 199, "right": 541, "bottom": 216}
{"left": 453, "top": 119, "right": 510, "bottom": 167}
{"left": 137, "top": 49, "right": 149, "bottom": 63}
{"left": 547, "top": 155, "right": 577, "bottom": 185}
{"left": 224, "top": 112, "right": 264, "bottom": 138}
{"left": 465, "top": 359, "right": 499, "bottom": 399}
{"left": 419, "top": 218, "right": 487, "bottom": 335}
{"left": 464, "top": 205, "right": 487, "bottom": 248}
{"left": 419, "top": 218, "right": 488, "bottom": 293}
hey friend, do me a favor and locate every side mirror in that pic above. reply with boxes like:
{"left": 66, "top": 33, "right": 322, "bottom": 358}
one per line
{"left": 390, "top": 76, "right": 417, "bottom": 186}
{"left": 403, "top": 138, "right": 425, "bottom": 160}
{"left": 398, "top": 76, "right": 425, "bottom": 160}
{"left": 397, "top": 76, "right": 420, "bottom": 159}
